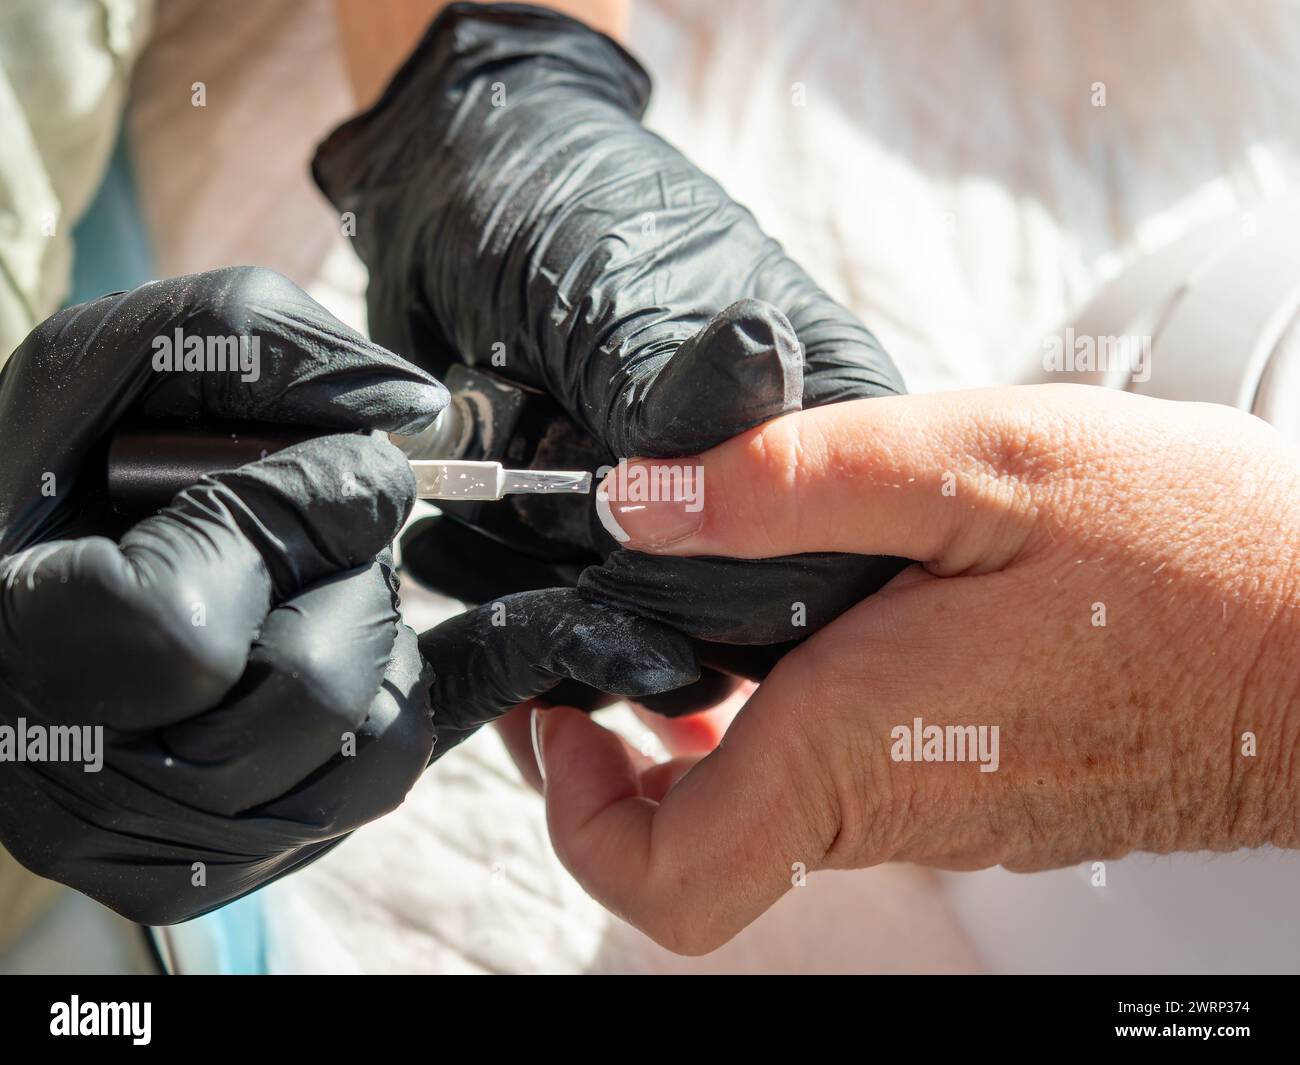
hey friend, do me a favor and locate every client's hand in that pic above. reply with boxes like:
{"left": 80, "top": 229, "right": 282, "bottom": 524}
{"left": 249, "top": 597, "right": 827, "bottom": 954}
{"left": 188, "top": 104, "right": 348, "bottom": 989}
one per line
{"left": 534, "top": 385, "right": 1300, "bottom": 953}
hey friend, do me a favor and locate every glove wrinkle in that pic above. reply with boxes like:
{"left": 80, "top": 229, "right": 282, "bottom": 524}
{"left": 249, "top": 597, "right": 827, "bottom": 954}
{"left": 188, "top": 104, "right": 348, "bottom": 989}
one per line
{"left": 419, "top": 588, "right": 698, "bottom": 739}
{"left": 314, "top": 4, "right": 909, "bottom": 719}
{"left": 0, "top": 269, "right": 442, "bottom": 923}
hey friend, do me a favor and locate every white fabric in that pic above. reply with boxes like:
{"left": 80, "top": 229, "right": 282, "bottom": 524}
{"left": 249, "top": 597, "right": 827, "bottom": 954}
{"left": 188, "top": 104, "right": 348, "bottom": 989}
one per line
{"left": 1035, "top": 193, "right": 1300, "bottom": 443}
{"left": 130, "top": 0, "right": 1300, "bottom": 973}
{"left": 0, "top": 0, "right": 153, "bottom": 363}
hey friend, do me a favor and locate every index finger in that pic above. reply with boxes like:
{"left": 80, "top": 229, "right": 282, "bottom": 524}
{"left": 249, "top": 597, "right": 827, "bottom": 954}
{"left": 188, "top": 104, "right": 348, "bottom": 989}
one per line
{"left": 599, "top": 387, "right": 1075, "bottom": 573}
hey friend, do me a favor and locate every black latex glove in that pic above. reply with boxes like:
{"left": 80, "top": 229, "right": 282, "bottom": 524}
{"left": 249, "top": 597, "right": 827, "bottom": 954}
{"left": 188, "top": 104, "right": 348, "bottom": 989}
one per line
{"left": 0, "top": 267, "right": 450, "bottom": 924}
{"left": 314, "top": 3, "right": 909, "bottom": 721}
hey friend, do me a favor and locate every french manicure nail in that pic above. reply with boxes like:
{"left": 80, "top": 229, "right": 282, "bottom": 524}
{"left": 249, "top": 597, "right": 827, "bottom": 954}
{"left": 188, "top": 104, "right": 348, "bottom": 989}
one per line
{"left": 598, "top": 459, "right": 706, "bottom": 549}
{"left": 530, "top": 707, "right": 548, "bottom": 787}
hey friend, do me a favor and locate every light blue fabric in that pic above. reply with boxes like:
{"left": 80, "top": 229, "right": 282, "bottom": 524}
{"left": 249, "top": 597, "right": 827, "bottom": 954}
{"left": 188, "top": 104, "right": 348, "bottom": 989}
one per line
{"left": 69, "top": 132, "right": 154, "bottom": 302}
{"left": 157, "top": 892, "right": 269, "bottom": 975}
{"left": 71, "top": 130, "right": 271, "bottom": 975}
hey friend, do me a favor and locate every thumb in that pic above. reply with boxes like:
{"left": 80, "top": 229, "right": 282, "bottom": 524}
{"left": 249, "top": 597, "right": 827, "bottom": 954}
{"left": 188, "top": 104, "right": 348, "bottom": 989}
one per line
{"left": 535, "top": 641, "right": 840, "bottom": 955}
{"left": 599, "top": 388, "right": 1054, "bottom": 574}
{"left": 608, "top": 297, "right": 803, "bottom": 458}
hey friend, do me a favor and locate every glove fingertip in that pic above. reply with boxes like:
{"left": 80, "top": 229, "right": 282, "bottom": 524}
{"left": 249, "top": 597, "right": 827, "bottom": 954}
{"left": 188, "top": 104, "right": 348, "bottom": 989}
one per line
{"left": 625, "top": 297, "right": 803, "bottom": 456}
{"left": 375, "top": 376, "right": 451, "bottom": 436}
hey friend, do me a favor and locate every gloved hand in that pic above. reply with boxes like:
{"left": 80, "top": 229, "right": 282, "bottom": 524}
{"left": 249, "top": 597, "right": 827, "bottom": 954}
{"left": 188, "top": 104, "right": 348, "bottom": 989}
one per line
{"left": 314, "top": 2, "right": 910, "bottom": 722}
{"left": 0, "top": 267, "right": 449, "bottom": 924}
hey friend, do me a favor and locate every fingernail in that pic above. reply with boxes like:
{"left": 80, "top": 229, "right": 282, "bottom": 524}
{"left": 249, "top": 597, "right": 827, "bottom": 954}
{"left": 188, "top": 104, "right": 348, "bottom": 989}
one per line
{"left": 530, "top": 707, "right": 549, "bottom": 787}
{"left": 598, "top": 459, "right": 706, "bottom": 549}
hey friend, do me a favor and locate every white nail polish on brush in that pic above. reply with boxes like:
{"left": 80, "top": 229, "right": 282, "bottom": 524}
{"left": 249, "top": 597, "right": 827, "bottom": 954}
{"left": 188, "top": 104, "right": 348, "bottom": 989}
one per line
{"left": 408, "top": 460, "right": 591, "bottom": 501}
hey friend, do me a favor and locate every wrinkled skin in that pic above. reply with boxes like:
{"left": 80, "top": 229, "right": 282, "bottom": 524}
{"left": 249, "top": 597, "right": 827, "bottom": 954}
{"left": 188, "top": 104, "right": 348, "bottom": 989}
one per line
{"left": 536, "top": 387, "right": 1300, "bottom": 954}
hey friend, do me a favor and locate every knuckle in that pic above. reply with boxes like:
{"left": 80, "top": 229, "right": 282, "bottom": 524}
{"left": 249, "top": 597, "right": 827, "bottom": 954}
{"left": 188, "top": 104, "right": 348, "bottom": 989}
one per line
{"left": 639, "top": 905, "right": 723, "bottom": 957}
{"left": 216, "top": 265, "right": 301, "bottom": 316}
{"left": 69, "top": 539, "right": 250, "bottom": 711}
{"left": 722, "top": 415, "right": 817, "bottom": 553}
{"left": 967, "top": 396, "right": 1075, "bottom": 489}
{"left": 270, "top": 634, "right": 382, "bottom": 732}
{"left": 809, "top": 703, "right": 908, "bottom": 867}
{"left": 940, "top": 395, "right": 1081, "bottom": 565}
{"left": 632, "top": 846, "right": 746, "bottom": 956}
{"left": 165, "top": 623, "right": 248, "bottom": 705}
{"left": 744, "top": 414, "right": 808, "bottom": 492}
{"left": 198, "top": 266, "right": 307, "bottom": 349}
{"left": 788, "top": 619, "right": 927, "bottom": 868}
{"left": 131, "top": 582, "right": 251, "bottom": 705}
